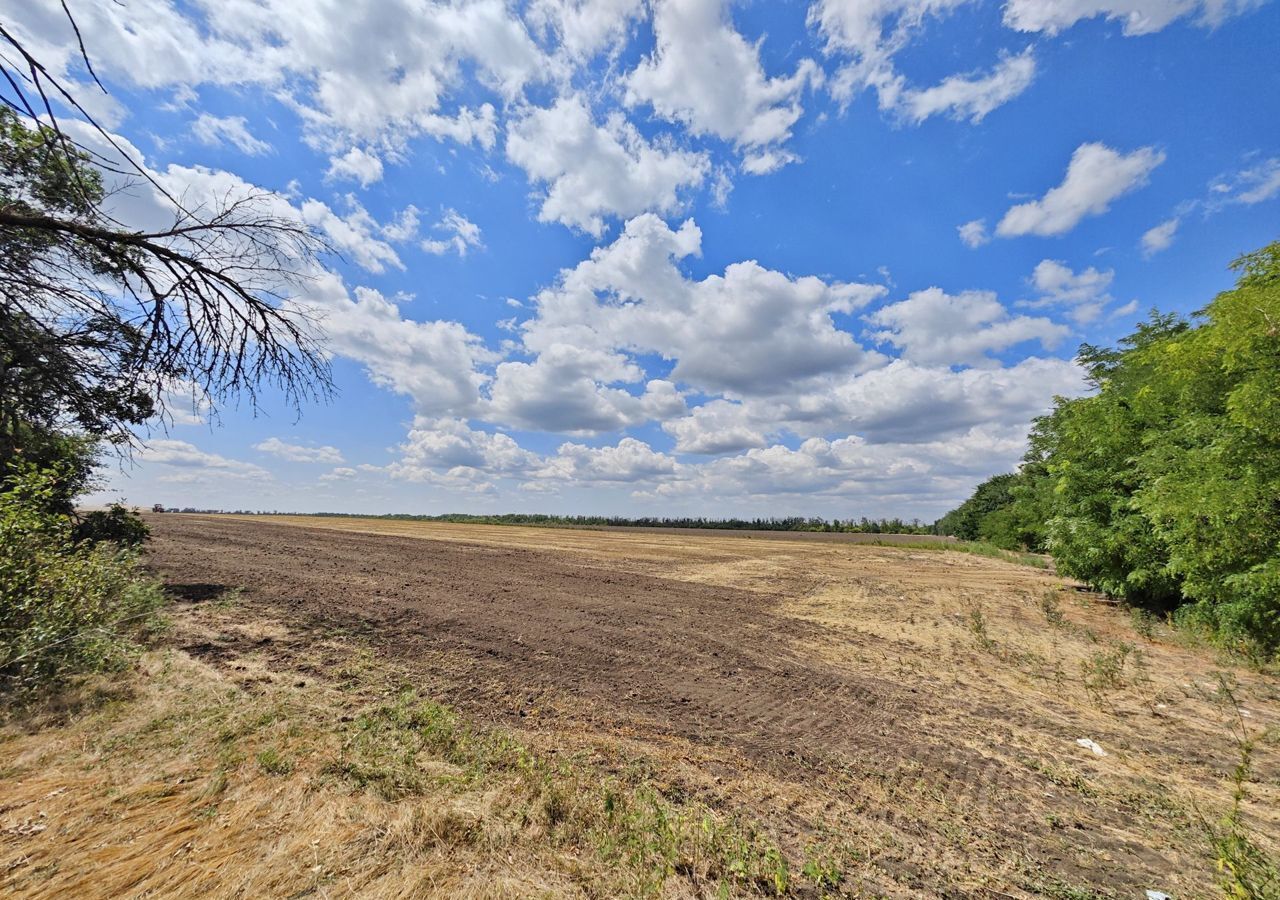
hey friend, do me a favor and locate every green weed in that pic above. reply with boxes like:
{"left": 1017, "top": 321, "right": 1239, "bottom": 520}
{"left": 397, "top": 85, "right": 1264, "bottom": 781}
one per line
{"left": 1080, "top": 642, "right": 1136, "bottom": 705}
{"left": 0, "top": 468, "right": 167, "bottom": 698}
{"left": 1199, "top": 677, "right": 1280, "bottom": 899}
{"left": 326, "top": 689, "right": 832, "bottom": 896}
{"left": 965, "top": 604, "right": 999, "bottom": 654}
{"left": 256, "top": 746, "right": 294, "bottom": 776}
{"left": 800, "top": 846, "right": 846, "bottom": 893}
{"left": 883, "top": 539, "right": 1051, "bottom": 569}
{"left": 1130, "top": 608, "right": 1159, "bottom": 642}
{"left": 1040, "top": 590, "right": 1067, "bottom": 628}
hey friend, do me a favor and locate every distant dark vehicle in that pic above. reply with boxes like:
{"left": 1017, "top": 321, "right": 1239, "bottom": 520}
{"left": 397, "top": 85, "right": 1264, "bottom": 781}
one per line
{"left": 152, "top": 503, "right": 166, "bottom": 513}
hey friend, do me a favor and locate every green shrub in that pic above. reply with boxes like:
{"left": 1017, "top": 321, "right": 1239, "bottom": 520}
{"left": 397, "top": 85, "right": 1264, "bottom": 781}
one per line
{"left": 74, "top": 502, "right": 150, "bottom": 547}
{"left": 0, "top": 467, "right": 165, "bottom": 694}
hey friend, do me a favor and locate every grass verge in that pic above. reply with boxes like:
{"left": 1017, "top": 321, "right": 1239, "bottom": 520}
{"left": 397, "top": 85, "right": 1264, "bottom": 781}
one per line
{"left": 873, "top": 538, "right": 1052, "bottom": 569}
{"left": 1, "top": 645, "right": 851, "bottom": 898}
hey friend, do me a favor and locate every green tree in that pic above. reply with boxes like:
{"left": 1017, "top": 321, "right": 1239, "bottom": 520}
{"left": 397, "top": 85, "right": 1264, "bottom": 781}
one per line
{"left": 1131, "top": 243, "right": 1280, "bottom": 653}
{"left": 2, "top": 9, "right": 333, "bottom": 472}
{"left": 0, "top": 105, "right": 330, "bottom": 458}
{"left": 935, "top": 472, "right": 1026, "bottom": 544}
{"left": 0, "top": 108, "right": 157, "bottom": 480}
{"left": 940, "top": 243, "right": 1280, "bottom": 657}
{"left": 1031, "top": 314, "right": 1188, "bottom": 609}
{"left": 0, "top": 10, "right": 333, "bottom": 693}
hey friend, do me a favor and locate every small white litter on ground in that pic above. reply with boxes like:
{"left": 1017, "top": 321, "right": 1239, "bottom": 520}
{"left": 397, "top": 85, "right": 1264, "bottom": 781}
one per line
{"left": 1075, "top": 738, "right": 1107, "bottom": 757}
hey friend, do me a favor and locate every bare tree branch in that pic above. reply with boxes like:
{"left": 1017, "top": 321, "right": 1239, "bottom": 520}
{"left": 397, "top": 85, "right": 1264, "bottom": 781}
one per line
{"left": 0, "top": 6, "right": 335, "bottom": 454}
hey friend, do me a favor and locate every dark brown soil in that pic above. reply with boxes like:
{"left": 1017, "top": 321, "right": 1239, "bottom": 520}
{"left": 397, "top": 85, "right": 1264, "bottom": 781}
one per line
{"left": 147, "top": 515, "right": 917, "bottom": 769}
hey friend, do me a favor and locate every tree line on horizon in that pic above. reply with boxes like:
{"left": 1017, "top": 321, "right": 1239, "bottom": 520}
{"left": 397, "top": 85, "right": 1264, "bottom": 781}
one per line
{"left": 405, "top": 513, "right": 937, "bottom": 533}
{"left": 177, "top": 509, "right": 938, "bottom": 534}
{"left": 935, "top": 240, "right": 1280, "bottom": 662}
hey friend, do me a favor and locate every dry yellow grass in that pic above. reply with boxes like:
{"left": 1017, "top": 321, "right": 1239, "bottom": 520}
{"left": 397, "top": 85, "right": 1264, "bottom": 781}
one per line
{"left": 3, "top": 650, "right": 546, "bottom": 898}
{"left": 0, "top": 648, "right": 736, "bottom": 897}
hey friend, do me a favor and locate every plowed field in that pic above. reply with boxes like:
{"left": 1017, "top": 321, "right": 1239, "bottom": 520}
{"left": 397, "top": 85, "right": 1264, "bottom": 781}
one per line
{"left": 4, "top": 513, "right": 1277, "bottom": 898}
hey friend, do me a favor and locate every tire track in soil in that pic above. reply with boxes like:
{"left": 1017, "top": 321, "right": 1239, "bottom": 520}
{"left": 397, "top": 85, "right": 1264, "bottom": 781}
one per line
{"left": 146, "top": 516, "right": 922, "bottom": 775}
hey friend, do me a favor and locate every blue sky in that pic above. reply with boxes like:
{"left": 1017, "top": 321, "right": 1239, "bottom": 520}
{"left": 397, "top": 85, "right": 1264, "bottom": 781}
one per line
{"left": 9, "top": 0, "right": 1278, "bottom": 518}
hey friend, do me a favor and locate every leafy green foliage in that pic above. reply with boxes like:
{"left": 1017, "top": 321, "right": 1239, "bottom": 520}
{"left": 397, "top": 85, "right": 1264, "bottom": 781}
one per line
{"left": 73, "top": 503, "right": 150, "bottom": 548}
{"left": 935, "top": 240, "right": 1280, "bottom": 659}
{"left": 932, "top": 470, "right": 1050, "bottom": 551}
{"left": 934, "top": 473, "right": 1022, "bottom": 541}
{"left": 1079, "top": 642, "right": 1144, "bottom": 706}
{"left": 0, "top": 467, "right": 164, "bottom": 694}
{"left": 1201, "top": 677, "right": 1280, "bottom": 899}
{"left": 0, "top": 103, "right": 102, "bottom": 225}
{"left": 1210, "top": 736, "right": 1280, "bottom": 900}
{"left": 0, "top": 64, "right": 315, "bottom": 702}
{"left": 1131, "top": 245, "right": 1280, "bottom": 656}
{"left": 1, "top": 108, "right": 156, "bottom": 474}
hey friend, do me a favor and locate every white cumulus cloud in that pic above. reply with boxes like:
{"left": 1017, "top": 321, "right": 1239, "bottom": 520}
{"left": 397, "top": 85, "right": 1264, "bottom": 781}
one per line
{"left": 900, "top": 48, "right": 1037, "bottom": 124}
{"left": 254, "top": 438, "right": 345, "bottom": 464}
{"left": 1141, "top": 217, "right": 1180, "bottom": 257}
{"left": 387, "top": 418, "right": 540, "bottom": 483}
{"left": 525, "top": 0, "right": 648, "bottom": 59}
{"left": 191, "top": 113, "right": 271, "bottom": 155}
{"left": 1227, "top": 157, "right": 1280, "bottom": 205}
{"left": 957, "top": 218, "right": 991, "bottom": 248}
{"left": 517, "top": 214, "right": 886, "bottom": 402}
{"left": 537, "top": 437, "right": 680, "bottom": 483}
{"left": 808, "top": 0, "right": 973, "bottom": 108}
{"left": 141, "top": 439, "right": 271, "bottom": 482}
{"left": 1025, "top": 259, "right": 1114, "bottom": 323}
{"left": 996, "top": 142, "right": 1165, "bottom": 237}
{"left": 867, "top": 287, "right": 1069, "bottom": 366}
{"left": 1003, "top": 0, "right": 1264, "bottom": 35}
{"left": 294, "top": 281, "right": 498, "bottom": 418}
{"left": 326, "top": 147, "right": 384, "bottom": 187}
{"left": 505, "top": 95, "right": 709, "bottom": 235}
{"left": 422, "top": 209, "right": 484, "bottom": 257}
{"left": 624, "top": 0, "right": 820, "bottom": 173}
{"left": 301, "top": 196, "right": 404, "bottom": 274}
{"left": 5, "top": 0, "right": 541, "bottom": 151}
